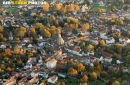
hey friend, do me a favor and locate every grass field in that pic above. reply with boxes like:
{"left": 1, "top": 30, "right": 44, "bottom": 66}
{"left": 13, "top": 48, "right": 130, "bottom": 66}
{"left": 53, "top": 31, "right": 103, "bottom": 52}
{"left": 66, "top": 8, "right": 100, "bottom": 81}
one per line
{"left": 92, "top": 6, "right": 110, "bottom": 12}
{"left": 5, "top": 8, "right": 17, "bottom": 14}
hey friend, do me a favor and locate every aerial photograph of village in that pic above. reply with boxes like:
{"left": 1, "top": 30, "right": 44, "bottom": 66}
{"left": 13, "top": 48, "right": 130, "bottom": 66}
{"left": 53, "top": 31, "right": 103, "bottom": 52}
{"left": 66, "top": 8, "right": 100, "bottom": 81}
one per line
{"left": 0, "top": 0, "right": 130, "bottom": 85}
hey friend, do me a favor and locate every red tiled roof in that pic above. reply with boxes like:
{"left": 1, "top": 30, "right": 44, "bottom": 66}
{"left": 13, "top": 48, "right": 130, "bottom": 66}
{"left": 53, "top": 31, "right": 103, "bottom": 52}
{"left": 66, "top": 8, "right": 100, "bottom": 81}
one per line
{"left": 102, "top": 52, "right": 112, "bottom": 57}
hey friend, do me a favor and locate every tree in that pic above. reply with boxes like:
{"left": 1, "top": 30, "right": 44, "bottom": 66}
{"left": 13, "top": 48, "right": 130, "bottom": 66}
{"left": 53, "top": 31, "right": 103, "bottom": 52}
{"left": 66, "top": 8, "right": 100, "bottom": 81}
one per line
{"left": 6, "top": 67, "right": 12, "bottom": 72}
{"left": 112, "top": 81, "right": 120, "bottom": 85}
{"left": 80, "top": 75, "right": 88, "bottom": 83}
{"left": 54, "top": 4, "right": 62, "bottom": 11}
{"left": 74, "top": 5, "right": 80, "bottom": 11}
{"left": 68, "top": 67, "right": 78, "bottom": 77}
{"left": 0, "top": 33, "right": 3, "bottom": 41}
{"left": 90, "top": 72, "right": 97, "bottom": 81}
{"left": 19, "top": 26, "right": 26, "bottom": 33}
{"left": 87, "top": 44, "right": 94, "bottom": 51}
{"left": 82, "top": 23, "right": 90, "bottom": 31}
{"left": 66, "top": 5, "right": 74, "bottom": 12}
{"left": 55, "top": 20, "right": 59, "bottom": 27}
{"left": 121, "top": 80, "right": 130, "bottom": 85}
{"left": 79, "top": 83, "right": 88, "bottom": 85}
{"left": 2, "top": 38, "right": 7, "bottom": 42}
{"left": 125, "top": 55, "right": 130, "bottom": 67}
{"left": 34, "top": 23, "right": 44, "bottom": 30}
{"left": 117, "top": 20, "right": 124, "bottom": 25}
{"left": 76, "top": 63, "right": 85, "bottom": 72}
{"left": 39, "top": 12, "right": 43, "bottom": 18}
{"left": 99, "top": 39, "right": 106, "bottom": 47}
{"left": 28, "top": 28, "right": 36, "bottom": 36}
{"left": 100, "top": 71, "right": 107, "bottom": 78}
{"left": 16, "top": 31, "right": 25, "bottom": 38}
{"left": 50, "top": 26, "right": 56, "bottom": 36}
{"left": 14, "top": 46, "right": 20, "bottom": 54}
{"left": 42, "top": 2, "right": 49, "bottom": 12}
{"left": 0, "top": 25, "right": 3, "bottom": 32}
{"left": 61, "top": 82, "right": 66, "bottom": 85}
{"left": 42, "top": 29, "right": 51, "bottom": 38}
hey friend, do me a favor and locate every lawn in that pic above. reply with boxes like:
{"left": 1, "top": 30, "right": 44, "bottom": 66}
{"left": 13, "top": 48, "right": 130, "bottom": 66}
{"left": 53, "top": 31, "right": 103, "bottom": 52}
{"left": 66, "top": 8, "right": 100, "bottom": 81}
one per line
{"left": 5, "top": 8, "right": 17, "bottom": 14}
{"left": 92, "top": 6, "right": 110, "bottom": 12}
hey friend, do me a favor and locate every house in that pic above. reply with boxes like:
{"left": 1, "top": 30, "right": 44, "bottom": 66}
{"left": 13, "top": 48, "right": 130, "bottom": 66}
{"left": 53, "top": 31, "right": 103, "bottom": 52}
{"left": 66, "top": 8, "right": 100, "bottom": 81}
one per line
{"left": 54, "top": 48, "right": 62, "bottom": 56}
{"left": 0, "top": 44, "right": 6, "bottom": 48}
{"left": 98, "top": 1, "right": 105, "bottom": 6}
{"left": 100, "top": 32, "right": 108, "bottom": 39}
{"left": 28, "top": 76, "right": 38, "bottom": 85}
{"left": 22, "top": 38, "right": 31, "bottom": 43}
{"left": 3, "top": 76, "right": 16, "bottom": 85}
{"left": 38, "top": 72, "right": 48, "bottom": 79}
{"left": 58, "top": 73, "right": 66, "bottom": 78}
{"left": 31, "top": 70, "right": 40, "bottom": 77}
{"left": 24, "top": 64, "right": 32, "bottom": 69}
{"left": 119, "top": 37, "right": 130, "bottom": 44}
{"left": 102, "top": 52, "right": 113, "bottom": 63}
{"left": 48, "top": 75, "right": 58, "bottom": 84}
{"left": 81, "top": 5, "right": 88, "bottom": 12}
{"left": 106, "top": 37, "right": 115, "bottom": 45}
{"left": 46, "top": 59, "right": 57, "bottom": 69}
{"left": 19, "top": 77, "right": 27, "bottom": 85}
{"left": 27, "top": 44, "right": 33, "bottom": 48}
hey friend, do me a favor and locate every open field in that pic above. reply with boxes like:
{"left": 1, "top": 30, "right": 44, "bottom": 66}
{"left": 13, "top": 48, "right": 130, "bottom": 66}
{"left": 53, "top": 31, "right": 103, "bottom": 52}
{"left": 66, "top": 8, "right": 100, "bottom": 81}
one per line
{"left": 92, "top": 6, "right": 110, "bottom": 12}
{"left": 5, "top": 8, "right": 17, "bottom": 14}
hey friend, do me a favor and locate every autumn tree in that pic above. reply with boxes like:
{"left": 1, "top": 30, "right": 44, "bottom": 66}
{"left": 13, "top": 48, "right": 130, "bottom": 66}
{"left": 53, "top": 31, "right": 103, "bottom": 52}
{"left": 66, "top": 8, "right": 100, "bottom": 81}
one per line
{"left": 116, "top": 20, "right": 124, "bottom": 25}
{"left": 80, "top": 75, "right": 88, "bottom": 83}
{"left": 79, "top": 83, "right": 88, "bottom": 85}
{"left": 100, "top": 71, "right": 108, "bottom": 78}
{"left": 99, "top": 39, "right": 106, "bottom": 47}
{"left": 66, "top": 5, "right": 74, "bottom": 12}
{"left": 54, "top": 4, "right": 62, "bottom": 11}
{"left": 87, "top": 44, "right": 94, "bottom": 52}
{"left": 14, "top": 46, "right": 20, "bottom": 54}
{"left": 39, "top": 12, "right": 43, "bottom": 18}
{"left": 34, "top": 23, "right": 44, "bottom": 31}
{"left": 41, "top": 29, "right": 51, "bottom": 38}
{"left": 68, "top": 67, "right": 78, "bottom": 77}
{"left": 3, "top": 38, "right": 7, "bottom": 42}
{"left": 0, "top": 33, "right": 3, "bottom": 41}
{"left": 50, "top": 26, "right": 56, "bottom": 36}
{"left": 82, "top": 23, "right": 90, "bottom": 31}
{"left": 90, "top": 72, "right": 97, "bottom": 81}
{"left": 19, "top": 26, "right": 26, "bottom": 33}
{"left": 112, "top": 81, "right": 120, "bottom": 85}
{"left": 16, "top": 31, "right": 25, "bottom": 38}
{"left": 6, "top": 67, "right": 12, "bottom": 72}
{"left": 61, "top": 82, "right": 66, "bottom": 85}
{"left": 42, "top": 2, "right": 49, "bottom": 12}
{"left": 28, "top": 28, "right": 36, "bottom": 37}
{"left": 55, "top": 20, "right": 59, "bottom": 27}
{"left": 0, "top": 25, "right": 3, "bottom": 32}
{"left": 76, "top": 63, "right": 85, "bottom": 72}
{"left": 74, "top": 5, "right": 80, "bottom": 11}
